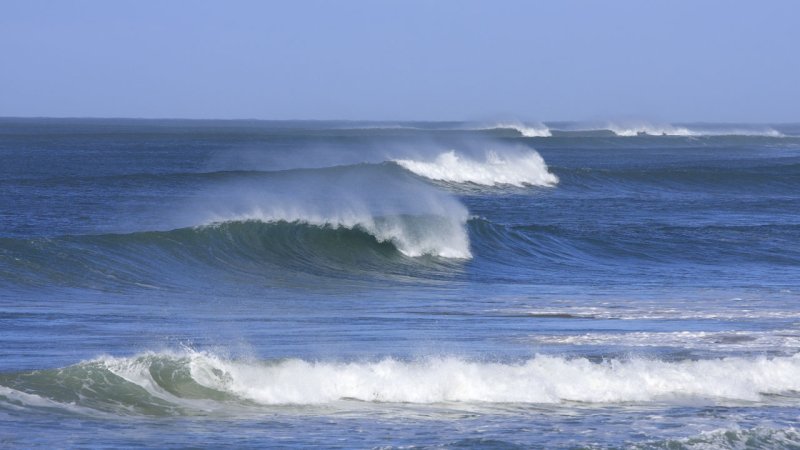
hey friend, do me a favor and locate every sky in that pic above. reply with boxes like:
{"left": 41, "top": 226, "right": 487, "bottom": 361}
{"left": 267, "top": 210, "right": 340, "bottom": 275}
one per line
{"left": 1, "top": 0, "right": 798, "bottom": 122}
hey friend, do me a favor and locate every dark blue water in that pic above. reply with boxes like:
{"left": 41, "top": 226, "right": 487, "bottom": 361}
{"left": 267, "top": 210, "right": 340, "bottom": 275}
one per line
{"left": 2, "top": 118, "right": 800, "bottom": 448}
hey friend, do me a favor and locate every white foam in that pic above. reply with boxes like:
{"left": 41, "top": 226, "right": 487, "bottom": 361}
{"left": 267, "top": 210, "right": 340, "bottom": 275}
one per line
{"left": 123, "top": 351, "right": 800, "bottom": 405}
{"left": 394, "top": 150, "right": 559, "bottom": 187}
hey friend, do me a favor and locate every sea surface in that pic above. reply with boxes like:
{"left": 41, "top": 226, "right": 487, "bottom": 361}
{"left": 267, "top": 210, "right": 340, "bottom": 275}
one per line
{"left": 1, "top": 118, "right": 800, "bottom": 448}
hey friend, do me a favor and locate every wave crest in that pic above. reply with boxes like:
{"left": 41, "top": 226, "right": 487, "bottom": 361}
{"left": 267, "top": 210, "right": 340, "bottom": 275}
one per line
{"left": 394, "top": 150, "right": 559, "bottom": 187}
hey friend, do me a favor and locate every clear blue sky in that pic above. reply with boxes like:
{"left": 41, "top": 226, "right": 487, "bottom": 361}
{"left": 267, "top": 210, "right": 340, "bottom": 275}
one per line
{"left": 1, "top": 0, "right": 798, "bottom": 122}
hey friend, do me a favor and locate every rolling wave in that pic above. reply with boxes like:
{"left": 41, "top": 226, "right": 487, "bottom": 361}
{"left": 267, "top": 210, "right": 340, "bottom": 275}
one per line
{"left": 0, "top": 218, "right": 469, "bottom": 290}
{"left": 2, "top": 350, "right": 800, "bottom": 416}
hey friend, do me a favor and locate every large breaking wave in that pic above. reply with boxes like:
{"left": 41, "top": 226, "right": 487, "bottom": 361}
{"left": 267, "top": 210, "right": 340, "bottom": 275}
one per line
{"left": 2, "top": 350, "right": 800, "bottom": 416}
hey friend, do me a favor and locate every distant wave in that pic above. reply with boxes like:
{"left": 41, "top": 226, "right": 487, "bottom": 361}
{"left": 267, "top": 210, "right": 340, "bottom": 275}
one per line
{"left": 555, "top": 122, "right": 786, "bottom": 137}
{"left": 2, "top": 351, "right": 800, "bottom": 415}
{"left": 479, "top": 122, "right": 552, "bottom": 137}
{"left": 260, "top": 121, "right": 789, "bottom": 138}
{"left": 481, "top": 121, "right": 786, "bottom": 137}
{"left": 393, "top": 150, "right": 559, "bottom": 187}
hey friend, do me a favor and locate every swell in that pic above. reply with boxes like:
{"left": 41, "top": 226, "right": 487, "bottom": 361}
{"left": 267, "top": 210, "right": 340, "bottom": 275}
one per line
{"left": 2, "top": 350, "right": 800, "bottom": 417}
{"left": 6, "top": 154, "right": 796, "bottom": 197}
{"left": 3, "top": 218, "right": 799, "bottom": 290}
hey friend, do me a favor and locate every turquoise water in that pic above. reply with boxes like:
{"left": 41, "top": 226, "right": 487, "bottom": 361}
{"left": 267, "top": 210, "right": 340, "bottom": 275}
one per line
{"left": 1, "top": 119, "right": 800, "bottom": 448}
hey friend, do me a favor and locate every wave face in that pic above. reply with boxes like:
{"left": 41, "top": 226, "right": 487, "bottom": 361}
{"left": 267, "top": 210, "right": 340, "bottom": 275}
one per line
{"left": 3, "top": 351, "right": 800, "bottom": 415}
{"left": 393, "top": 150, "right": 559, "bottom": 187}
{"left": 0, "top": 219, "right": 470, "bottom": 290}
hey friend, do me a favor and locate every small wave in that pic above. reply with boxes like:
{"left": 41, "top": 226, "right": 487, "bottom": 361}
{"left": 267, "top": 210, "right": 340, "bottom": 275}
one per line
{"left": 393, "top": 150, "right": 559, "bottom": 187}
{"left": 3, "top": 351, "right": 800, "bottom": 415}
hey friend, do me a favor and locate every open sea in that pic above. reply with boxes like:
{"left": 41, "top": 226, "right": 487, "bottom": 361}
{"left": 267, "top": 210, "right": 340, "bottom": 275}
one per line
{"left": 1, "top": 118, "right": 800, "bottom": 449}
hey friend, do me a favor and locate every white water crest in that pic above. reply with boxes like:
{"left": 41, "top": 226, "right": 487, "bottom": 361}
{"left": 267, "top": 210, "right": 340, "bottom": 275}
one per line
{"left": 394, "top": 150, "right": 559, "bottom": 187}
{"left": 100, "top": 351, "right": 800, "bottom": 405}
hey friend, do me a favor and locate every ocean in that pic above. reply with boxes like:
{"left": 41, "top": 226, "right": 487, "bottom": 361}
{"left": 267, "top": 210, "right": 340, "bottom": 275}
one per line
{"left": 1, "top": 118, "right": 799, "bottom": 448}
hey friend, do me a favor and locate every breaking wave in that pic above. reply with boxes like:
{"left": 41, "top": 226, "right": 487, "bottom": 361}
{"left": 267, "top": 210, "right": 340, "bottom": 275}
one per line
{"left": 2, "top": 351, "right": 800, "bottom": 416}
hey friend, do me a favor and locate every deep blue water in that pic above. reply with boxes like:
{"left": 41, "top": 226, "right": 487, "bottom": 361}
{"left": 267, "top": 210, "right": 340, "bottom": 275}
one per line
{"left": 1, "top": 118, "right": 800, "bottom": 448}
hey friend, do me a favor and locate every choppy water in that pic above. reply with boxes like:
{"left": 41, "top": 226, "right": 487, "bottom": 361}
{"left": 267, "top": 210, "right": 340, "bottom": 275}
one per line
{"left": 2, "top": 118, "right": 800, "bottom": 448}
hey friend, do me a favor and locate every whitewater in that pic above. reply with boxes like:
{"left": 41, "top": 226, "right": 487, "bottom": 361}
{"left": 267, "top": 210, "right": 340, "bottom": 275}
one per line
{"left": 2, "top": 119, "right": 800, "bottom": 448}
